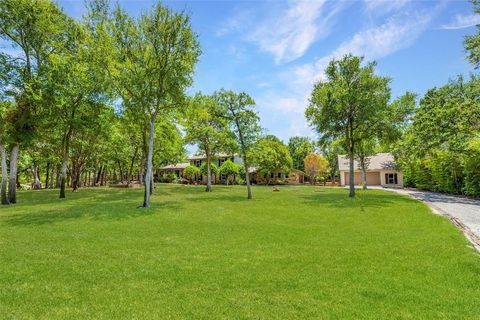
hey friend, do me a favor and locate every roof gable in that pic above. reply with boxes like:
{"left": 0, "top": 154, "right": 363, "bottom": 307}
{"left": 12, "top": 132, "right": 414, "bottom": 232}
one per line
{"left": 338, "top": 153, "right": 398, "bottom": 171}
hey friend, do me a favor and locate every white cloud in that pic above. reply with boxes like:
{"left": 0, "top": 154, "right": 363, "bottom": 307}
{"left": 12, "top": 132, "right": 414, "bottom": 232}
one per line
{"left": 255, "top": 7, "right": 438, "bottom": 140}
{"left": 292, "top": 10, "right": 435, "bottom": 87}
{"left": 364, "top": 0, "right": 411, "bottom": 15}
{"left": 218, "top": 1, "right": 347, "bottom": 64}
{"left": 441, "top": 14, "right": 480, "bottom": 30}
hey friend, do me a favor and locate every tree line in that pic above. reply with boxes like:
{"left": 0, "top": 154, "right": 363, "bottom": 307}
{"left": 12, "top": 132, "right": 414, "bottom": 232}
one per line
{"left": 0, "top": 0, "right": 266, "bottom": 206}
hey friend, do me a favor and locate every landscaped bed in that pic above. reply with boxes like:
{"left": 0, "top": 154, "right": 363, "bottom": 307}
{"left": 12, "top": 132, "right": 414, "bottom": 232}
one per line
{"left": 1, "top": 185, "right": 479, "bottom": 319}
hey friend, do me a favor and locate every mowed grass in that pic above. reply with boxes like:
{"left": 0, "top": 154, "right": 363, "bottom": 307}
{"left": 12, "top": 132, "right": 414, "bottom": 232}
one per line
{"left": 1, "top": 185, "right": 480, "bottom": 319}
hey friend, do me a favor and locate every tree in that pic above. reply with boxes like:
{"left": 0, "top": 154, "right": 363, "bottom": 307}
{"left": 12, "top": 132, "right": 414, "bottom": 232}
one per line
{"left": 42, "top": 16, "right": 109, "bottom": 198}
{"left": 306, "top": 54, "right": 390, "bottom": 197}
{"left": 397, "top": 76, "right": 480, "bottom": 195}
{"left": 216, "top": 90, "right": 261, "bottom": 199}
{"left": 288, "top": 136, "right": 315, "bottom": 172}
{"left": 304, "top": 153, "right": 329, "bottom": 184}
{"left": 251, "top": 135, "right": 293, "bottom": 185}
{"left": 465, "top": 0, "right": 480, "bottom": 68}
{"left": 320, "top": 139, "right": 345, "bottom": 181}
{"left": 102, "top": 1, "right": 201, "bottom": 207}
{"left": 0, "top": 101, "right": 12, "bottom": 204}
{"left": 199, "top": 162, "right": 218, "bottom": 182}
{"left": 184, "top": 93, "right": 233, "bottom": 192}
{"left": 183, "top": 165, "right": 200, "bottom": 183}
{"left": 0, "top": 0, "right": 70, "bottom": 203}
{"left": 219, "top": 159, "right": 241, "bottom": 185}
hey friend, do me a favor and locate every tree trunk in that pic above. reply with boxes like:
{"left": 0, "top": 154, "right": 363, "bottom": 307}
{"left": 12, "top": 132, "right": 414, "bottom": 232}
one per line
{"left": 49, "top": 165, "right": 55, "bottom": 189}
{"left": 205, "top": 151, "right": 212, "bottom": 192}
{"left": 348, "top": 146, "right": 355, "bottom": 198}
{"left": 1, "top": 144, "right": 9, "bottom": 205}
{"left": 142, "top": 117, "right": 155, "bottom": 208}
{"left": 32, "top": 164, "right": 42, "bottom": 189}
{"left": 45, "top": 162, "right": 50, "bottom": 189}
{"left": 59, "top": 158, "right": 68, "bottom": 198}
{"left": 359, "top": 155, "right": 367, "bottom": 190}
{"left": 243, "top": 152, "right": 252, "bottom": 199}
{"left": 8, "top": 144, "right": 19, "bottom": 204}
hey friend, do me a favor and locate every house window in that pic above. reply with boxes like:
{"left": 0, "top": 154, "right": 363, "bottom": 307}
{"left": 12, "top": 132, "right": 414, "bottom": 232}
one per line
{"left": 218, "top": 158, "right": 225, "bottom": 167}
{"left": 194, "top": 160, "right": 201, "bottom": 167}
{"left": 270, "top": 173, "right": 274, "bottom": 179}
{"left": 385, "top": 173, "right": 398, "bottom": 184}
{"left": 277, "top": 172, "right": 282, "bottom": 178}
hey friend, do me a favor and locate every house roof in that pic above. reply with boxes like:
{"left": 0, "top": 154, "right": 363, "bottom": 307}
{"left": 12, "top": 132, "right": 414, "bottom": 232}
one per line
{"left": 338, "top": 153, "right": 398, "bottom": 171}
{"left": 188, "top": 153, "right": 235, "bottom": 160}
{"left": 160, "top": 162, "right": 190, "bottom": 170}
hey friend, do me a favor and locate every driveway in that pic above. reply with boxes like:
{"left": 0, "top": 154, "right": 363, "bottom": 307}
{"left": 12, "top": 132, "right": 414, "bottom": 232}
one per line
{"left": 373, "top": 187, "right": 480, "bottom": 251}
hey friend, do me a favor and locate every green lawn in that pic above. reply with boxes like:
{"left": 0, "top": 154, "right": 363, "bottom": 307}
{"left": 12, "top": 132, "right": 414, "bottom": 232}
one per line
{"left": 1, "top": 185, "right": 479, "bottom": 319}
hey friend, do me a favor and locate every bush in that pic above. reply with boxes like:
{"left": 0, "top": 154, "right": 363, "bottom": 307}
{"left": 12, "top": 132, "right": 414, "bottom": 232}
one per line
{"left": 19, "top": 184, "right": 32, "bottom": 190}
{"left": 463, "top": 153, "right": 480, "bottom": 196}
{"left": 271, "top": 178, "right": 287, "bottom": 185}
{"left": 199, "top": 162, "right": 218, "bottom": 175}
{"left": 183, "top": 165, "right": 200, "bottom": 182}
{"left": 175, "top": 178, "right": 189, "bottom": 184}
{"left": 159, "top": 172, "right": 176, "bottom": 183}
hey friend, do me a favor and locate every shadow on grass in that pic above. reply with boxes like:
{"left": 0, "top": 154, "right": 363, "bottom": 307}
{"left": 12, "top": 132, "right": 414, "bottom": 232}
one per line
{"left": 4, "top": 200, "right": 181, "bottom": 226}
{"left": 298, "top": 190, "right": 418, "bottom": 210}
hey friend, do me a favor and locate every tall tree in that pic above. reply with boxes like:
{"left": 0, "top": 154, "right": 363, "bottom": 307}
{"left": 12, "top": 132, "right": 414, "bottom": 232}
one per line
{"left": 42, "top": 16, "right": 109, "bottom": 198}
{"left": 216, "top": 90, "right": 261, "bottom": 199}
{"left": 251, "top": 135, "right": 293, "bottom": 185}
{"left": 288, "top": 136, "right": 315, "bottom": 172}
{"left": 101, "top": 1, "right": 201, "bottom": 207}
{"left": 304, "top": 153, "right": 329, "bottom": 184}
{"left": 0, "top": 101, "right": 12, "bottom": 204}
{"left": 465, "top": 0, "right": 480, "bottom": 68}
{"left": 306, "top": 54, "right": 390, "bottom": 197}
{"left": 184, "top": 93, "right": 233, "bottom": 192}
{"left": 0, "top": 0, "right": 69, "bottom": 203}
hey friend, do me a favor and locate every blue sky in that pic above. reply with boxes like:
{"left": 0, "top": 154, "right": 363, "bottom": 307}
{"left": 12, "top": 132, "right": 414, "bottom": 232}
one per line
{"left": 14, "top": 1, "right": 480, "bottom": 142}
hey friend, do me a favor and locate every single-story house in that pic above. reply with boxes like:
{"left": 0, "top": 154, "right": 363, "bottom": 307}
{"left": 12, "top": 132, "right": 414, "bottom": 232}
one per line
{"left": 338, "top": 153, "right": 403, "bottom": 188}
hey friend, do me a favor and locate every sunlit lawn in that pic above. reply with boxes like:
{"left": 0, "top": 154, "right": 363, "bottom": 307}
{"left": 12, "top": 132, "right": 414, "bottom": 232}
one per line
{"left": 1, "top": 184, "right": 479, "bottom": 319}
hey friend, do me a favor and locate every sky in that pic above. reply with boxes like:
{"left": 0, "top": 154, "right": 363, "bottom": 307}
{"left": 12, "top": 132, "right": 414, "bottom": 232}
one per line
{"left": 5, "top": 0, "right": 480, "bottom": 144}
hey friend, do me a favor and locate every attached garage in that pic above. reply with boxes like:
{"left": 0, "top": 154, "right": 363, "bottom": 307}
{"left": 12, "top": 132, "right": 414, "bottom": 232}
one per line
{"left": 344, "top": 172, "right": 381, "bottom": 186}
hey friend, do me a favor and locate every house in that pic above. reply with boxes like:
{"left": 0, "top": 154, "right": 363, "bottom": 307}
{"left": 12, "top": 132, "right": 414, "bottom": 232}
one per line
{"left": 159, "top": 163, "right": 190, "bottom": 178}
{"left": 338, "top": 153, "right": 403, "bottom": 188}
{"left": 161, "top": 153, "right": 305, "bottom": 185}
{"left": 251, "top": 168, "right": 305, "bottom": 185}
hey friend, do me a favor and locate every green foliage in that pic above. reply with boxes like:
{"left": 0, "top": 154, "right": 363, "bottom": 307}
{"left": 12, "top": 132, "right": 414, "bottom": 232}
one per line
{"left": 463, "top": 151, "right": 480, "bottom": 196}
{"left": 252, "top": 135, "right": 293, "bottom": 178}
{"left": 306, "top": 54, "right": 391, "bottom": 149}
{"left": 184, "top": 93, "right": 235, "bottom": 162}
{"left": 183, "top": 165, "right": 200, "bottom": 180}
{"left": 399, "top": 76, "right": 480, "bottom": 196}
{"left": 219, "top": 159, "right": 241, "bottom": 177}
{"left": 215, "top": 89, "right": 261, "bottom": 156}
{"left": 199, "top": 162, "right": 218, "bottom": 176}
{"left": 464, "top": 0, "right": 480, "bottom": 68}
{"left": 159, "top": 172, "right": 176, "bottom": 183}
{"left": 287, "top": 136, "right": 315, "bottom": 171}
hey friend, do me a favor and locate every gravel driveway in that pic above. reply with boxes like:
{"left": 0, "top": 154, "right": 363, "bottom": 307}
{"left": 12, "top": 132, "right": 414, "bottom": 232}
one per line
{"left": 373, "top": 187, "right": 480, "bottom": 251}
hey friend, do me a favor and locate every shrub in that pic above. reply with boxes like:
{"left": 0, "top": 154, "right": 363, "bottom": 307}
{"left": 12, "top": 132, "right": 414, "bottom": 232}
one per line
{"left": 463, "top": 153, "right": 480, "bottom": 196}
{"left": 183, "top": 165, "right": 200, "bottom": 182}
{"left": 159, "top": 172, "right": 176, "bottom": 183}
{"left": 199, "top": 162, "right": 219, "bottom": 176}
